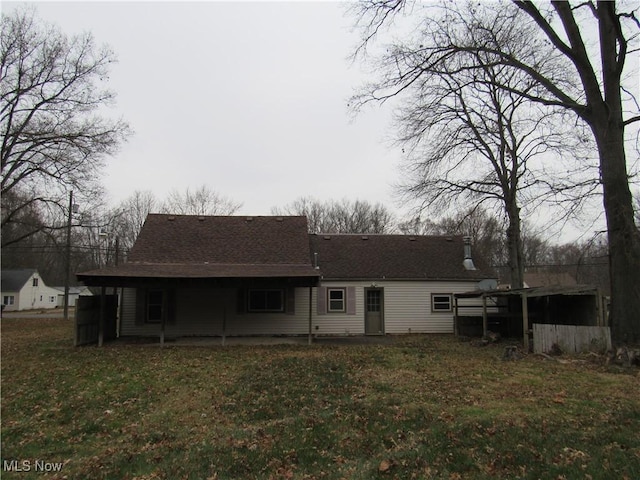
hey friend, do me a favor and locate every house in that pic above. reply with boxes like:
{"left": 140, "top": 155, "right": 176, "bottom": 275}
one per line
{"left": 1, "top": 269, "right": 60, "bottom": 311}
{"left": 76, "top": 214, "right": 496, "bottom": 342}
{"left": 51, "top": 286, "right": 93, "bottom": 307}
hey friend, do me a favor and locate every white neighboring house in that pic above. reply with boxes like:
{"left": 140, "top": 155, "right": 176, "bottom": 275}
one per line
{"left": 51, "top": 286, "right": 93, "bottom": 308}
{"left": 1, "top": 269, "right": 61, "bottom": 311}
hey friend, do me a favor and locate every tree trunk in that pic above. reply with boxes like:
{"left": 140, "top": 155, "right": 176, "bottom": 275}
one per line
{"left": 591, "top": 1, "right": 640, "bottom": 344}
{"left": 593, "top": 121, "right": 640, "bottom": 344}
{"left": 506, "top": 204, "right": 525, "bottom": 289}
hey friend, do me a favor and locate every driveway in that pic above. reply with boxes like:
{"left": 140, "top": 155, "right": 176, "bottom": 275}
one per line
{"left": 2, "top": 308, "right": 67, "bottom": 319}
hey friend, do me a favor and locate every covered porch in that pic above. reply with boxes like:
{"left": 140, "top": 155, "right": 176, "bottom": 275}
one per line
{"left": 76, "top": 264, "right": 320, "bottom": 347}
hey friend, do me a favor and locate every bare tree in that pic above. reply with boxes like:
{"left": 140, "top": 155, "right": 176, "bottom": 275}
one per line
{"left": 111, "top": 190, "right": 158, "bottom": 254}
{"left": 1, "top": 7, "right": 131, "bottom": 246}
{"left": 161, "top": 185, "right": 242, "bottom": 216}
{"left": 352, "top": 2, "right": 596, "bottom": 288}
{"left": 351, "top": 0, "right": 640, "bottom": 342}
{"left": 272, "top": 197, "right": 395, "bottom": 233}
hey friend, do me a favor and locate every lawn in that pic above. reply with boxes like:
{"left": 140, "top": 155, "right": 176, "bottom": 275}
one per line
{"left": 1, "top": 317, "right": 639, "bottom": 480}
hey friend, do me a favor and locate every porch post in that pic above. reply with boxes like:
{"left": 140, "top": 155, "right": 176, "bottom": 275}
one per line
{"left": 160, "top": 288, "right": 166, "bottom": 347}
{"left": 222, "top": 306, "right": 227, "bottom": 346}
{"left": 98, "top": 286, "right": 106, "bottom": 347}
{"left": 308, "top": 286, "right": 313, "bottom": 345}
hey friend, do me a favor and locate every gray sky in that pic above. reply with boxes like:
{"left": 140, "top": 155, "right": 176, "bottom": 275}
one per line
{"left": 6, "top": 1, "right": 404, "bottom": 216}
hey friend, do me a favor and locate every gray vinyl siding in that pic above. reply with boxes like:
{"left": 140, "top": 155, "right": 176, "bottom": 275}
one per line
{"left": 120, "top": 281, "right": 486, "bottom": 337}
{"left": 120, "top": 287, "right": 312, "bottom": 337}
{"left": 316, "top": 280, "right": 484, "bottom": 335}
{"left": 312, "top": 286, "right": 365, "bottom": 335}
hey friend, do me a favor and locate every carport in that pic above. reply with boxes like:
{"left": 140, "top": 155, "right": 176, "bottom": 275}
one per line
{"left": 454, "top": 285, "right": 607, "bottom": 351}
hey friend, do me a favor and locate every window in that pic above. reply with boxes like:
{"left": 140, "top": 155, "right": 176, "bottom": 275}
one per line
{"left": 50, "top": 296, "right": 56, "bottom": 303}
{"left": 431, "top": 294, "right": 452, "bottom": 312}
{"left": 327, "top": 288, "right": 346, "bottom": 312}
{"left": 248, "top": 289, "right": 284, "bottom": 312}
{"left": 146, "top": 290, "right": 164, "bottom": 323}
{"left": 3, "top": 296, "right": 15, "bottom": 306}
{"left": 32, "top": 278, "right": 39, "bottom": 287}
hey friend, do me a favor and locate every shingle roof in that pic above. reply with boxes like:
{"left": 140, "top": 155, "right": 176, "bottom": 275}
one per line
{"left": 310, "top": 234, "right": 492, "bottom": 280}
{"left": 1, "top": 269, "right": 37, "bottom": 292}
{"left": 77, "top": 215, "right": 320, "bottom": 280}
{"left": 77, "top": 215, "right": 494, "bottom": 283}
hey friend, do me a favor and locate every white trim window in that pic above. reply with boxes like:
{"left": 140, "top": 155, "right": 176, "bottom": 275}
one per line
{"left": 327, "top": 288, "right": 346, "bottom": 312}
{"left": 3, "top": 296, "right": 15, "bottom": 306}
{"left": 431, "top": 294, "right": 452, "bottom": 312}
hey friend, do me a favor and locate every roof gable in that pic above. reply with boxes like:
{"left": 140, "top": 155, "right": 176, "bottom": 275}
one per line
{"left": 1, "top": 269, "right": 38, "bottom": 292}
{"left": 310, "top": 234, "right": 492, "bottom": 280}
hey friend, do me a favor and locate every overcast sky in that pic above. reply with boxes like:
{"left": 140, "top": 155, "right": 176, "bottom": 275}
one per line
{"left": 5, "top": 1, "right": 406, "bottom": 217}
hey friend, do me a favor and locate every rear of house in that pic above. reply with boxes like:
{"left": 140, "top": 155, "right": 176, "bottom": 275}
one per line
{"left": 77, "top": 215, "right": 496, "bottom": 341}
{"left": 309, "top": 233, "right": 493, "bottom": 335}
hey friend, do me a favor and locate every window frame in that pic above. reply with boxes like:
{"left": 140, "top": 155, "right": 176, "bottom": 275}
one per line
{"left": 3, "top": 295, "right": 15, "bottom": 306}
{"left": 32, "top": 278, "right": 39, "bottom": 287}
{"left": 431, "top": 293, "right": 453, "bottom": 312}
{"left": 247, "top": 289, "right": 285, "bottom": 313}
{"left": 146, "top": 289, "right": 164, "bottom": 324}
{"left": 327, "top": 288, "right": 346, "bottom": 313}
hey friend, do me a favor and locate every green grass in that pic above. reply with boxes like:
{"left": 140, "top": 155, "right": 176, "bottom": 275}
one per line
{"left": 2, "top": 317, "right": 639, "bottom": 479}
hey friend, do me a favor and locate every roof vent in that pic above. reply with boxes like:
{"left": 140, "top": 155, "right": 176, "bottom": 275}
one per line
{"left": 246, "top": 216, "right": 253, "bottom": 222}
{"left": 361, "top": 235, "right": 369, "bottom": 240}
{"left": 323, "top": 235, "right": 331, "bottom": 240}
{"left": 463, "top": 236, "right": 477, "bottom": 271}
{"left": 198, "top": 216, "right": 205, "bottom": 222}
{"left": 409, "top": 237, "right": 417, "bottom": 241}
{"left": 275, "top": 217, "right": 284, "bottom": 222}
{"left": 167, "top": 216, "right": 176, "bottom": 221}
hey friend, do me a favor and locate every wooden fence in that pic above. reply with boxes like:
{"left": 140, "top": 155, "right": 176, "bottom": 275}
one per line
{"left": 533, "top": 323, "right": 612, "bottom": 354}
{"left": 75, "top": 295, "right": 118, "bottom": 346}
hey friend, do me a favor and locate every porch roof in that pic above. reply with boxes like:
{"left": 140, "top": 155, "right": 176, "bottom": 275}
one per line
{"left": 76, "top": 262, "right": 320, "bottom": 286}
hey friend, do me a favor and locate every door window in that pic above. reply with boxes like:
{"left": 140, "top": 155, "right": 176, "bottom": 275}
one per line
{"left": 367, "top": 290, "right": 381, "bottom": 312}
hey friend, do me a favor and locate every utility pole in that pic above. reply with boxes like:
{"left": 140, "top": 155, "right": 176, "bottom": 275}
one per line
{"left": 63, "top": 191, "right": 74, "bottom": 321}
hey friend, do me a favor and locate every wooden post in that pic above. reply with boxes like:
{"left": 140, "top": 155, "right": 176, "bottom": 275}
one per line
{"left": 98, "top": 286, "right": 106, "bottom": 347}
{"left": 222, "top": 306, "right": 227, "bottom": 346}
{"left": 482, "top": 295, "right": 488, "bottom": 337}
{"left": 160, "top": 289, "right": 166, "bottom": 347}
{"left": 453, "top": 296, "right": 459, "bottom": 336}
{"left": 522, "top": 293, "right": 529, "bottom": 352}
{"left": 308, "top": 287, "right": 313, "bottom": 345}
